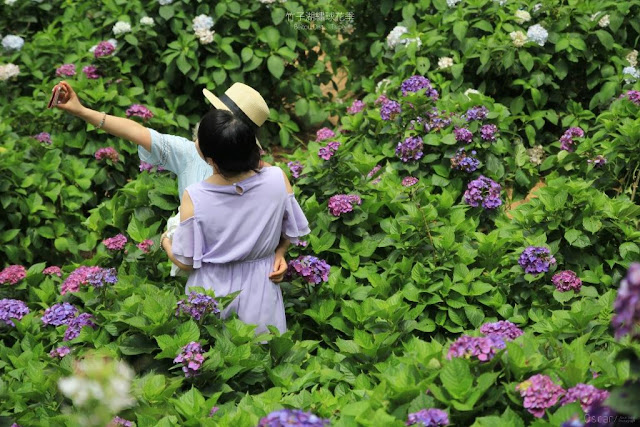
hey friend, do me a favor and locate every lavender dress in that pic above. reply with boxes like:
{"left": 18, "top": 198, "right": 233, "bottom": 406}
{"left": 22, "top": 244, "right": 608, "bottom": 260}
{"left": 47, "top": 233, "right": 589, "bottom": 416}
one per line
{"left": 171, "top": 166, "right": 310, "bottom": 335}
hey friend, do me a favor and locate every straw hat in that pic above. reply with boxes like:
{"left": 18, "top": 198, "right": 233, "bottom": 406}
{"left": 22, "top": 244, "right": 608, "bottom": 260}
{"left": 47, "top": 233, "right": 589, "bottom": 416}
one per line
{"left": 203, "top": 83, "right": 270, "bottom": 131}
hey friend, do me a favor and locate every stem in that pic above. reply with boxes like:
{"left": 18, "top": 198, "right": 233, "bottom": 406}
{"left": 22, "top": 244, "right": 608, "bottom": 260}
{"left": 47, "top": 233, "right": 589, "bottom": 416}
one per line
{"left": 414, "top": 199, "right": 438, "bottom": 263}
{"left": 630, "top": 164, "right": 640, "bottom": 203}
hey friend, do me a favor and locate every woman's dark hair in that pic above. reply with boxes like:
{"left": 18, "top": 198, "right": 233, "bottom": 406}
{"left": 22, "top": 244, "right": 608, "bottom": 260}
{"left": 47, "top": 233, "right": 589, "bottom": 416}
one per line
{"left": 197, "top": 109, "right": 260, "bottom": 178}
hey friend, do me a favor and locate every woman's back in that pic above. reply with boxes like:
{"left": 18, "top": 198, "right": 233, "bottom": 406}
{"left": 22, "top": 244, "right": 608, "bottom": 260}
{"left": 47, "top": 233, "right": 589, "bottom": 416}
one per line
{"left": 171, "top": 165, "right": 310, "bottom": 334}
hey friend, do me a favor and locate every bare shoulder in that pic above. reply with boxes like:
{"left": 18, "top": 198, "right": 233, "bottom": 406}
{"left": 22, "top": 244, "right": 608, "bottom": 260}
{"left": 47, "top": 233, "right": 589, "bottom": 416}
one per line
{"left": 277, "top": 167, "right": 293, "bottom": 194}
{"left": 180, "top": 189, "right": 195, "bottom": 221}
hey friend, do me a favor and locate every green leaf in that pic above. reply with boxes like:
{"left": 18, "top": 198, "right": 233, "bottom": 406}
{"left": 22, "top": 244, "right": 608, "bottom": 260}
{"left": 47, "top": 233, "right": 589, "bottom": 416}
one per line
{"left": 620, "top": 242, "right": 640, "bottom": 259}
{"left": 518, "top": 50, "right": 534, "bottom": 72}
{"left": 159, "top": 5, "right": 174, "bottom": 20}
{"left": 453, "top": 21, "right": 468, "bottom": 41}
{"left": 271, "top": 8, "right": 286, "bottom": 25}
{"left": 416, "top": 57, "right": 430, "bottom": 74}
{"left": 440, "top": 358, "right": 472, "bottom": 400}
{"left": 464, "top": 306, "right": 485, "bottom": 328}
{"left": 595, "top": 30, "right": 614, "bottom": 50}
{"left": 564, "top": 229, "right": 591, "bottom": 248}
{"left": 582, "top": 217, "right": 602, "bottom": 233}
{"left": 267, "top": 56, "right": 285, "bottom": 79}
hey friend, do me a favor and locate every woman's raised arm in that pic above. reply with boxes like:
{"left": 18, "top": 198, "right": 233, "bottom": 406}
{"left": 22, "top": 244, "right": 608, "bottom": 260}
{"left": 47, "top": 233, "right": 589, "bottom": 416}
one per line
{"left": 53, "top": 81, "right": 152, "bottom": 152}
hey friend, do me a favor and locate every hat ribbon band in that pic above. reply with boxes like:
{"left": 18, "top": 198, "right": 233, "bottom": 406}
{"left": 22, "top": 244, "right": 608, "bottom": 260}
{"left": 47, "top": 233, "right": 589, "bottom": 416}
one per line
{"left": 219, "top": 94, "right": 259, "bottom": 131}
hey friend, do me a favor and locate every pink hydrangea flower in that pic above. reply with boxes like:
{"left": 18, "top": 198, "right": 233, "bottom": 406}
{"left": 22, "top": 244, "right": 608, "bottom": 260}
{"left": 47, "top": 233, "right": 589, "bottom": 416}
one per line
{"left": 347, "top": 99, "right": 365, "bottom": 114}
{"left": 82, "top": 65, "right": 100, "bottom": 79}
{"left": 60, "top": 266, "right": 102, "bottom": 295}
{"left": 516, "top": 374, "right": 565, "bottom": 418}
{"left": 43, "top": 266, "right": 62, "bottom": 277}
{"left": 102, "top": 234, "right": 127, "bottom": 251}
{"left": 55, "top": 64, "right": 76, "bottom": 77}
{"left": 137, "top": 239, "right": 154, "bottom": 253}
{"left": 402, "top": 176, "right": 419, "bottom": 187}
{"left": 95, "top": 147, "right": 120, "bottom": 163}
{"left": 328, "top": 194, "right": 361, "bottom": 216}
{"left": 34, "top": 132, "right": 52, "bottom": 144}
{"left": 94, "top": 41, "right": 115, "bottom": 58}
{"left": 316, "top": 127, "right": 336, "bottom": 142}
{"left": 0, "top": 265, "right": 27, "bottom": 285}
{"left": 126, "top": 104, "right": 153, "bottom": 120}
{"left": 552, "top": 270, "right": 582, "bottom": 292}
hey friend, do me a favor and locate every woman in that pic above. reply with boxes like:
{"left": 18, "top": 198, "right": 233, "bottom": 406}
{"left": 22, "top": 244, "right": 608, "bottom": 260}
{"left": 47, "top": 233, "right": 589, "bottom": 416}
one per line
{"left": 51, "top": 81, "right": 287, "bottom": 281}
{"left": 163, "top": 108, "right": 310, "bottom": 335}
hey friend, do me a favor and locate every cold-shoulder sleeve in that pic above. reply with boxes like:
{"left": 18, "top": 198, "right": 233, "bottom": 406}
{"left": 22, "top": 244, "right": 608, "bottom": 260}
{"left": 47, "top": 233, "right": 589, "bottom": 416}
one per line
{"left": 282, "top": 194, "right": 311, "bottom": 243}
{"left": 171, "top": 217, "right": 204, "bottom": 269}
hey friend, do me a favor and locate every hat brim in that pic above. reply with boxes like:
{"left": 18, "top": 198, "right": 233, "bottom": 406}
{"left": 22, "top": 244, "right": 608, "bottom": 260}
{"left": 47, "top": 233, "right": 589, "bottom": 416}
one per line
{"left": 203, "top": 88, "right": 263, "bottom": 151}
{"left": 203, "top": 88, "right": 230, "bottom": 111}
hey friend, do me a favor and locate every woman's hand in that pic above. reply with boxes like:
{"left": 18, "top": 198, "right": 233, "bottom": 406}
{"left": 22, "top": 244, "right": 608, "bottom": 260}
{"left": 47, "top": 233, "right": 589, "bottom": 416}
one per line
{"left": 53, "top": 81, "right": 85, "bottom": 116}
{"left": 269, "top": 253, "right": 288, "bottom": 283}
{"left": 161, "top": 231, "right": 171, "bottom": 252}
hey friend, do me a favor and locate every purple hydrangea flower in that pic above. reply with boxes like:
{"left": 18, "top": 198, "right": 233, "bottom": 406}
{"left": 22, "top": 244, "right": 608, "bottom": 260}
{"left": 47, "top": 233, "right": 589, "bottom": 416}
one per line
{"left": 60, "top": 266, "right": 102, "bottom": 295}
{"left": 367, "top": 164, "right": 382, "bottom": 179}
{"left": 0, "top": 265, "right": 26, "bottom": 285}
{"left": 86, "top": 267, "right": 118, "bottom": 288}
{"left": 288, "top": 161, "right": 304, "bottom": 178}
{"left": 451, "top": 148, "right": 480, "bottom": 173}
{"left": 465, "top": 106, "right": 489, "bottom": 121}
{"left": 587, "top": 155, "right": 607, "bottom": 167}
{"left": 176, "top": 292, "right": 220, "bottom": 320}
{"left": 34, "top": 132, "right": 52, "bottom": 144}
{"left": 41, "top": 302, "right": 78, "bottom": 326}
{"left": 424, "top": 108, "right": 452, "bottom": 132}
{"left": 560, "top": 384, "right": 609, "bottom": 413}
{"left": 519, "top": 246, "right": 557, "bottom": 274}
{"left": 82, "top": 65, "right": 100, "bottom": 79}
{"left": 454, "top": 127, "right": 473, "bottom": 143}
{"left": 95, "top": 147, "right": 120, "bottom": 162}
{"left": 174, "top": 341, "right": 205, "bottom": 377}
{"left": 400, "top": 75, "right": 439, "bottom": 99}
{"left": 258, "top": 409, "right": 330, "bottom": 427}
{"left": 552, "top": 270, "right": 582, "bottom": 293}
{"left": 402, "top": 177, "right": 419, "bottom": 187}
{"left": 516, "top": 374, "right": 565, "bottom": 418}
{"left": 328, "top": 194, "right": 362, "bottom": 216}
{"left": 480, "top": 124, "right": 498, "bottom": 141}
{"left": 63, "top": 313, "right": 96, "bottom": 341}
{"left": 108, "top": 417, "right": 133, "bottom": 427}
{"left": 0, "top": 299, "right": 30, "bottom": 327}
{"left": 480, "top": 321, "right": 523, "bottom": 340}
{"left": 49, "top": 346, "right": 71, "bottom": 359}
{"left": 380, "top": 99, "right": 402, "bottom": 121}
{"left": 94, "top": 41, "right": 115, "bottom": 58}
{"left": 137, "top": 239, "right": 154, "bottom": 253}
{"left": 625, "top": 90, "right": 640, "bottom": 105}
{"left": 316, "top": 127, "right": 335, "bottom": 142}
{"left": 126, "top": 104, "right": 153, "bottom": 120}
{"left": 463, "top": 176, "right": 502, "bottom": 209}
{"left": 55, "top": 64, "right": 76, "bottom": 77}
{"left": 209, "top": 406, "right": 219, "bottom": 417}
{"left": 395, "top": 136, "right": 424, "bottom": 162}
{"left": 318, "top": 142, "right": 340, "bottom": 160}
{"left": 406, "top": 408, "right": 449, "bottom": 426}
{"left": 288, "top": 256, "right": 331, "bottom": 284}
{"left": 347, "top": 99, "right": 365, "bottom": 114}
{"left": 559, "top": 127, "right": 585, "bottom": 152}
{"left": 139, "top": 161, "right": 154, "bottom": 172}
{"left": 561, "top": 415, "right": 584, "bottom": 427}
{"left": 43, "top": 266, "right": 62, "bottom": 277}
{"left": 447, "top": 335, "right": 506, "bottom": 362}
{"left": 612, "top": 263, "right": 640, "bottom": 339}
{"left": 102, "top": 234, "right": 127, "bottom": 250}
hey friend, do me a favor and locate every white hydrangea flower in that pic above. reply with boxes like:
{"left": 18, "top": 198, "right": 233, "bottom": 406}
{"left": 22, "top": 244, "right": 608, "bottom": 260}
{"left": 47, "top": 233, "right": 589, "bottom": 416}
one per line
{"left": 515, "top": 10, "right": 531, "bottom": 24}
{"left": 527, "top": 145, "right": 545, "bottom": 165}
{"left": 447, "top": 0, "right": 462, "bottom": 6}
{"left": 493, "top": 0, "right": 507, "bottom": 5}
{"left": 533, "top": 3, "right": 542, "bottom": 12}
{"left": 158, "top": 0, "right": 173, "bottom": 4}
{"left": 464, "top": 88, "right": 481, "bottom": 97}
{"left": 2, "top": 35, "right": 25, "bottom": 51}
{"left": 376, "top": 78, "right": 391, "bottom": 93}
{"left": 527, "top": 24, "right": 548, "bottom": 46}
{"left": 140, "top": 17, "right": 155, "bottom": 26}
{"left": 590, "top": 12, "right": 601, "bottom": 21}
{"left": 112, "top": 21, "right": 132, "bottom": 36}
{"left": 623, "top": 66, "right": 640, "bottom": 83}
{"left": 195, "top": 29, "right": 215, "bottom": 45}
{"left": 0, "top": 63, "right": 20, "bottom": 80}
{"left": 598, "top": 14, "right": 610, "bottom": 28}
{"left": 386, "top": 25, "right": 408, "bottom": 49}
{"left": 510, "top": 31, "right": 528, "bottom": 47}
{"left": 627, "top": 50, "right": 638, "bottom": 67}
{"left": 438, "top": 56, "right": 454, "bottom": 69}
{"left": 192, "top": 14, "right": 214, "bottom": 32}
{"left": 4, "top": 0, "right": 17, "bottom": 5}
{"left": 259, "top": 0, "right": 277, "bottom": 3}
{"left": 404, "top": 37, "right": 422, "bottom": 49}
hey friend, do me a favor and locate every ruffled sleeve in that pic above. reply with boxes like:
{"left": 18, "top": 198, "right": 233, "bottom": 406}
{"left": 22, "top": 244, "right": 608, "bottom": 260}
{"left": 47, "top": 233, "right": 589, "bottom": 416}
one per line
{"left": 282, "top": 194, "right": 311, "bottom": 243}
{"left": 171, "top": 217, "right": 204, "bottom": 269}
